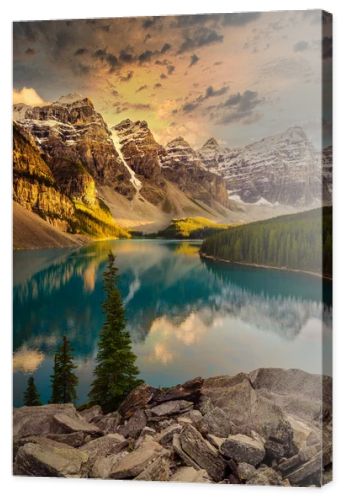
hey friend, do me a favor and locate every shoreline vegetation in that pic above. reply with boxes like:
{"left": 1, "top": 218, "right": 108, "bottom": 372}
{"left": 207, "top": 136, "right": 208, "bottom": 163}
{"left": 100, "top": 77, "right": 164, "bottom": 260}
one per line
{"left": 200, "top": 252, "right": 332, "bottom": 281}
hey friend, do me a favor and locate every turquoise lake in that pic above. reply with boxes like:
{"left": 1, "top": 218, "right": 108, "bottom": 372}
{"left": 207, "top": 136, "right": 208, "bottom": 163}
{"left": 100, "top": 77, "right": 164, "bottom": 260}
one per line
{"left": 13, "top": 239, "right": 332, "bottom": 407}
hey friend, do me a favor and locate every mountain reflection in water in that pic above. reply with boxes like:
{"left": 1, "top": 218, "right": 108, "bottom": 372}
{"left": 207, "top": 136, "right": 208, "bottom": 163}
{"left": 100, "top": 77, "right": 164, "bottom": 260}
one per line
{"left": 13, "top": 239, "right": 332, "bottom": 406}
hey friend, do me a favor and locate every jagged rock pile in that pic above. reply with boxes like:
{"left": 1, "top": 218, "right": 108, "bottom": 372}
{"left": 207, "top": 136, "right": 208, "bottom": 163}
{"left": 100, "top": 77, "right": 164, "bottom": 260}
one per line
{"left": 13, "top": 368, "right": 332, "bottom": 486}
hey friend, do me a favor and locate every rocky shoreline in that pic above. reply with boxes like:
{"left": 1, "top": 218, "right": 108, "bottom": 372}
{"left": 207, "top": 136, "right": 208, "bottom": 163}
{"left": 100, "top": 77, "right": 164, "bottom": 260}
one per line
{"left": 13, "top": 368, "right": 332, "bottom": 486}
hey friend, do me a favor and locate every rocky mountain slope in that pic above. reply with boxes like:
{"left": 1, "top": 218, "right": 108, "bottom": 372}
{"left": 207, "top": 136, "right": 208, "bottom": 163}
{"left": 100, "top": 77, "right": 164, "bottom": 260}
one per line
{"left": 13, "top": 368, "right": 332, "bottom": 486}
{"left": 199, "top": 127, "right": 326, "bottom": 207}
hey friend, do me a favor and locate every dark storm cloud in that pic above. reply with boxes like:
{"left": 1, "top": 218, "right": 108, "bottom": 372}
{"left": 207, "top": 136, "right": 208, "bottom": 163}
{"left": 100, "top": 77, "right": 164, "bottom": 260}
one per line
{"left": 136, "top": 85, "right": 147, "bottom": 92}
{"left": 119, "top": 70, "right": 134, "bottom": 82}
{"left": 75, "top": 63, "right": 91, "bottom": 75}
{"left": 189, "top": 54, "right": 199, "bottom": 67}
{"left": 160, "top": 73, "right": 167, "bottom": 79}
{"left": 323, "top": 36, "right": 332, "bottom": 60}
{"left": 142, "top": 17, "right": 161, "bottom": 29}
{"left": 293, "top": 40, "right": 309, "bottom": 52}
{"left": 113, "top": 100, "right": 152, "bottom": 112}
{"left": 161, "top": 43, "right": 171, "bottom": 54}
{"left": 74, "top": 47, "right": 88, "bottom": 56}
{"left": 154, "top": 83, "right": 162, "bottom": 88}
{"left": 181, "top": 85, "right": 229, "bottom": 113}
{"left": 139, "top": 50, "right": 157, "bottom": 63}
{"left": 178, "top": 27, "right": 223, "bottom": 54}
{"left": 215, "top": 90, "right": 262, "bottom": 124}
{"left": 172, "top": 14, "right": 218, "bottom": 28}
{"left": 119, "top": 49, "right": 134, "bottom": 63}
{"left": 93, "top": 48, "right": 119, "bottom": 72}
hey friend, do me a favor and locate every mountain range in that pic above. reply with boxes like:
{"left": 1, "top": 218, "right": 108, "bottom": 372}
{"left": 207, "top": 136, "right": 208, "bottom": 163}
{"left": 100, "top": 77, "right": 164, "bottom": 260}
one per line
{"left": 13, "top": 94, "right": 332, "bottom": 249}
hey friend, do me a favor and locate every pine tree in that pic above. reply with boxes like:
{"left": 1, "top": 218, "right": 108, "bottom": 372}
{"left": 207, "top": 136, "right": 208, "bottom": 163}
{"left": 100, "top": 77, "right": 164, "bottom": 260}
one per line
{"left": 23, "top": 376, "right": 41, "bottom": 406}
{"left": 89, "top": 251, "right": 142, "bottom": 412}
{"left": 50, "top": 336, "right": 78, "bottom": 404}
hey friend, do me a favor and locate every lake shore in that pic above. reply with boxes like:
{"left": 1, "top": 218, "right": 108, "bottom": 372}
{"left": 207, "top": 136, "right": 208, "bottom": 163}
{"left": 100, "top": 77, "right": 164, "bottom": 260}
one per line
{"left": 200, "top": 252, "right": 332, "bottom": 281}
{"left": 13, "top": 368, "right": 332, "bottom": 486}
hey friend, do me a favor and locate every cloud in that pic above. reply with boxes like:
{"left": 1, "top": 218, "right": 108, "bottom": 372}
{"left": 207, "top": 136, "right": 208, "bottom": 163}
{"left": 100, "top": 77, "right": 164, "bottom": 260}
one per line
{"left": 113, "top": 100, "right": 152, "bottom": 113}
{"left": 189, "top": 54, "right": 200, "bottom": 67}
{"left": 13, "top": 87, "right": 46, "bottom": 106}
{"left": 13, "top": 347, "right": 44, "bottom": 373}
{"left": 161, "top": 43, "right": 171, "bottom": 54}
{"left": 182, "top": 85, "right": 229, "bottom": 113}
{"left": 154, "top": 83, "right": 162, "bottom": 88}
{"left": 119, "top": 49, "right": 134, "bottom": 63}
{"left": 74, "top": 47, "right": 88, "bottom": 56}
{"left": 136, "top": 85, "right": 147, "bottom": 93}
{"left": 167, "top": 64, "right": 175, "bottom": 75}
{"left": 215, "top": 90, "right": 262, "bottom": 124}
{"left": 293, "top": 40, "right": 309, "bottom": 52}
{"left": 178, "top": 27, "right": 223, "bottom": 53}
{"left": 160, "top": 73, "right": 167, "bottom": 79}
{"left": 93, "top": 48, "right": 119, "bottom": 72}
{"left": 138, "top": 50, "right": 156, "bottom": 63}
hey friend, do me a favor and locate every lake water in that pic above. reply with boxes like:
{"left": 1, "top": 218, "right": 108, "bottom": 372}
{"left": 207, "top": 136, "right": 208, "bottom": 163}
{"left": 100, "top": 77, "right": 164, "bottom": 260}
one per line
{"left": 13, "top": 239, "right": 332, "bottom": 407}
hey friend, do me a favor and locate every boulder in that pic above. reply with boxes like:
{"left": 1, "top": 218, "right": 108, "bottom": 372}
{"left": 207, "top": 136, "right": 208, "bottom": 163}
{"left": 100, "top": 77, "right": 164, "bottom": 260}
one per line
{"left": 118, "top": 384, "right": 155, "bottom": 419}
{"left": 52, "top": 413, "right": 101, "bottom": 436}
{"left": 79, "top": 405, "right": 103, "bottom": 423}
{"left": 246, "top": 465, "right": 285, "bottom": 486}
{"left": 237, "top": 462, "right": 256, "bottom": 481}
{"left": 150, "top": 400, "right": 193, "bottom": 418}
{"left": 13, "top": 404, "right": 86, "bottom": 438}
{"left": 220, "top": 434, "right": 265, "bottom": 466}
{"left": 14, "top": 441, "right": 88, "bottom": 478}
{"left": 109, "top": 440, "right": 164, "bottom": 479}
{"left": 264, "top": 420, "right": 295, "bottom": 461}
{"left": 206, "top": 434, "right": 226, "bottom": 449}
{"left": 282, "top": 451, "right": 324, "bottom": 486}
{"left": 201, "top": 374, "right": 286, "bottom": 440}
{"left": 45, "top": 432, "right": 86, "bottom": 448}
{"left": 118, "top": 409, "right": 147, "bottom": 438}
{"left": 90, "top": 451, "right": 129, "bottom": 479}
{"left": 151, "top": 377, "right": 203, "bottom": 405}
{"left": 157, "top": 424, "right": 182, "bottom": 446}
{"left": 177, "top": 424, "right": 226, "bottom": 482}
{"left": 135, "top": 454, "right": 171, "bottom": 481}
{"left": 170, "top": 466, "right": 211, "bottom": 483}
{"left": 91, "top": 411, "right": 121, "bottom": 433}
{"left": 80, "top": 433, "right": 127, "bottom": 463}
{"left": 201, "top": 407, "right": 233, "bottom": 438}
{"left": 13, "top": 435, "right": 74, "bottom": 460}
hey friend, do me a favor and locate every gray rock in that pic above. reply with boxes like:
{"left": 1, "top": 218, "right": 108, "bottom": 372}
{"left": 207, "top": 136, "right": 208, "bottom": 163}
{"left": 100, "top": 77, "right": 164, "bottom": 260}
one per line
{"left": 118, "top": 409, "right": 147, "bottom": 438}
{"left": 220, "top": 434, "right": 265, "bottom": 466}
{"left": 45, "top": 432, "right": 86, "bottom": 448}
{"left": 187, "top": 410, "right": 203, "bottom": 425}
{"left": 135, "top": 454, "right": 171, "bottom": 481}
{"left": 157, "top": 424, "right": 182, "bottom": 446}
{"left": 80, "top": 433, "right": 127, "bottom": 464}
{"left": 246, "top": 465, "right": 284, "bottom": 486}
{"left": 151, "top": 377, "right": 203, "bottom": 405}
{"left": 109, "top": 439, "right": 164, "bottom": 479}
{"left": 52, "top": 413, "right": 101, "bottom": 436}
{"left": 237, "top": 462, "right": 256, "bottom": 481}
{"left": 150, "top": 400, "right": 193, "bottom": 418}
{"left": 176, "top": 416, "right": 193, "bottom": 426}
{"left": 13, "top": 404, "right": 85, "bottom": 438}
{"left": 90, "top": 451, "right": 129, "bottom": 479}
{"left": 202, "top": 407, "right": 232, "bottom": 438}
{"left": 14, "top": 441, "right": 88, "bottom": 478}
{"left": 284, "top": 452, "right": 324, "bottom": 486}
{"left": 13, "top": 435, "right": 74, "bottom": 459}
{"left": 118, "top": 384, "right": 155, "bottom": 419}
{"left": 79, "top": 405, "right": 102, "bottom": 423}
{"left": 170, "top": 466, "right": 211, "bottom": 483}
{"left": 206, "top": 434, "right": 226, "bottom": 449}
{"left": 178, "top": 424, "right": 226, "bottom": 482}
{"left": 139, "top": 426, "right": 156, "bottom": 438}
{"left": 264, "top": 420, "right": 295, "bottom": 461}
{"left": 91, "top": 411, "right": 121, "bottom": 433}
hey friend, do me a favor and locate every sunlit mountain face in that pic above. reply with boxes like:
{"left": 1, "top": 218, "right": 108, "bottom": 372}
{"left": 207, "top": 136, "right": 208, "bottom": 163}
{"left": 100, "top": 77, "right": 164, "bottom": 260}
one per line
{"left": 13, "top": 11, "right": 330, "bottom": 150}
{"left": 13, "top": 240, "right": 332, "bottom": 406}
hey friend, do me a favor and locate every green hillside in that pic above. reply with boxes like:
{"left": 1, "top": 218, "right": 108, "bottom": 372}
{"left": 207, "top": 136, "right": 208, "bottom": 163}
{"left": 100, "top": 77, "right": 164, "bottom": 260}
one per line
{"left": 200, "top": 208, "right": 332, "bottom": 277}
{"left": 157, "top": 217, "right": 231, "bottom": 239}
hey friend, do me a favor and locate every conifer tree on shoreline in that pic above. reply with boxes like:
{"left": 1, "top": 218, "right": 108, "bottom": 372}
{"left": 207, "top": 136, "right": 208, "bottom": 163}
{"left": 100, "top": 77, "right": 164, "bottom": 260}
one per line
{"left": 23, "top": 376, "right": 41, "bottom": 406}
{"left": 50, "top": 336, "right": 78, "bottom": 404}
{"left": 89, "top": 251, "right": 142, "bottom": 412}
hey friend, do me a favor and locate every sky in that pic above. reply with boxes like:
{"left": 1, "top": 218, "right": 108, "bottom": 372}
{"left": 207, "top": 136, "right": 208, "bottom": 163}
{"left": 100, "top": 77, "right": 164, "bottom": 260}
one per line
{"left": 13, "top": 10, "right": 332, "bottom": 149}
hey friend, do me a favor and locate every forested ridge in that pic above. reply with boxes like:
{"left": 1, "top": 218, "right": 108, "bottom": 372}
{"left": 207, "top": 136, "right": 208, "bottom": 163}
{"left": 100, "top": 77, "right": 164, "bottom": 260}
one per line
{"left": 200, "top": 207, "right": 332, "bottom": 277}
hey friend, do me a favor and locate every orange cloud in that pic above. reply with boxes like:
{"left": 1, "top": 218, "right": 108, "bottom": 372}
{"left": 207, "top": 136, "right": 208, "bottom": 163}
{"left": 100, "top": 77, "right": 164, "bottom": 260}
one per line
{"left": 13, "top": 87, "right": 47, "bottom": 106}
